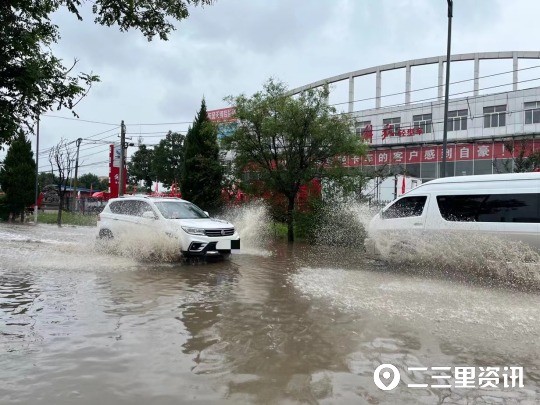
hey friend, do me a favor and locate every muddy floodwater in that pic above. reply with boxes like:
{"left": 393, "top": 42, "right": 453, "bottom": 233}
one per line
{"left": 1, "top": 222, "right": 539, "bottom": 404}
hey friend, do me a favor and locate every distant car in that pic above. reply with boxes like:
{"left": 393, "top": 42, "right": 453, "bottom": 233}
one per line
{"left": 97, "top": 196, "right": 240, "bottom": 258}
{"left": 85, "top": 197, "right": 105, "bottom": 214}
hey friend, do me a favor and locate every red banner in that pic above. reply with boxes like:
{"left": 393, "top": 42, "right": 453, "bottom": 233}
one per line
{"left": 405, "top": 147, "right": 421, "bottom": 164}
{"left": 354, "top": 139, "right": 539, "bottom": 167}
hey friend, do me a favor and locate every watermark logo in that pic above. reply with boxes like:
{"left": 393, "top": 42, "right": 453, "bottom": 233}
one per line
{"left": 374, "top": 365, "right": 524, "bottom": 390}
{"left": 373, "top": 364, "right": 401, "bottom": 391}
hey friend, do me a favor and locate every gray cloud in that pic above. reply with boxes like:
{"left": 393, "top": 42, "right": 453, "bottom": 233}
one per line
{"left": 4, "top": 0, "right": 540, "bottom": 177}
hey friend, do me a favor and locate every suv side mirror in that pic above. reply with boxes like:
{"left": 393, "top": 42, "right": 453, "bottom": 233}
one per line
{"left": 142, "top": 211, "right": 157, "bottom": 220}
{"left": 204, "top": 211, "right": 209, "bottom": 217}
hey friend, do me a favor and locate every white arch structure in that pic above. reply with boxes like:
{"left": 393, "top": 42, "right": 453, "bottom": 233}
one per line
{"left": 288, "top": 51, "right": 540, "bottom": 112}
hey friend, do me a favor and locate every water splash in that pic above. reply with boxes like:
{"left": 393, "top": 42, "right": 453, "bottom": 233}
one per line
{"left": 370, "top": 229, "right": 540, "bottom": 289}
{"left": 313, "top": 201, "right": 378, "bottom": 247}
{"left": 218, "top": 201, "right": 272, "bottom": 255}
{"left": 94, "top": 231, "right": 183, "bottom": 262}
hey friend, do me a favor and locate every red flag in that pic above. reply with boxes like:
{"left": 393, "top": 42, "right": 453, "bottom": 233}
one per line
{"left": 401, "top": 176, "right": 406, "bottom": 194}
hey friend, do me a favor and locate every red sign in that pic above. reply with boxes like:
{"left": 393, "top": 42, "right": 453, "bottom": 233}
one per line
{"left": 208, "top": 107, "right": 236, "bottom": 122}
{"left": 109, "top": 144, "right": 127, "bottom": 198}
{"left": 382, "top": 125, "right": 423, "bottom": 141}
{"left": 362, "top": 124, "right": 373, "bottom": 143}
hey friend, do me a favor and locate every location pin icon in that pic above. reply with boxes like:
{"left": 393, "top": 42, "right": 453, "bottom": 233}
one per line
{"left": 374, "top": 364, "right": 401, "bottom": 391}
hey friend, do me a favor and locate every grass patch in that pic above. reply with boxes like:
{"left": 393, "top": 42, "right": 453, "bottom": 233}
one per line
{"left": 270, "top": 222, "right": 288, "bottom": 240}
{"left": 38, "top": 211, "right": 98, "bottom": 227}
{"left": 269, "top": 221, "right": 309, "bottom": 242}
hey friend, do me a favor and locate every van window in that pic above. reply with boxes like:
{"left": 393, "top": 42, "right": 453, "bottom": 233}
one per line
{"left": 381, "top": 196, "right": 427, "bottom": 219}
{"left": 436, "top": 195, "right": 487, "bottom": 221}
{"left": 437, "top": 193, "right": 540, "bottom": 223}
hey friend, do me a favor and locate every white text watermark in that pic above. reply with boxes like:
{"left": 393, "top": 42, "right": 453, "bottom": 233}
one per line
{"left": 373, "top": 364, "right": 524, "bottom": 391}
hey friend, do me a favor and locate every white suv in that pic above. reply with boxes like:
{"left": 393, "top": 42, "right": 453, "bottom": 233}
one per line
{"left": 97, "top": 196, "right": 240, "bottom": 258}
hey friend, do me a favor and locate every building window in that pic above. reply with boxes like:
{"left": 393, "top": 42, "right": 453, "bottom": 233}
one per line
{"left": 448, "top": 109, "right": 467, "bottom": 131}
{"left": 413, "top": 114, "right": 432, "bottom": 133}
{"left": 524, "top": 101, "right": 540, "bottom": 124}
{"left": 483, "top": 105, "right": 506, "bottom": 128}
{"left": 355, "top": 120, "right": 371, "bottom": 136}
{"left": 383, "top": 117, "right": 401, "bottom": 133}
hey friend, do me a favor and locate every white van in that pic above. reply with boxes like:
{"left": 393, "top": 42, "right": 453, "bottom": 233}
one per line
{"left": 366, "top": 173, "right": 540, "bottom": 255}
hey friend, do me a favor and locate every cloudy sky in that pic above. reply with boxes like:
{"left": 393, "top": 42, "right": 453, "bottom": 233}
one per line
{"left": 8, "top": 0, "right": 540, "bottom": 177}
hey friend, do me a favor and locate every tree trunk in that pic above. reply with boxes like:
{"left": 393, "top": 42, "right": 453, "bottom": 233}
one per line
{"left": 57, "top": 195, "right": 63, "bottom": 227}
{"left": 286, "top": 195, "right": 295, "bottom": 243}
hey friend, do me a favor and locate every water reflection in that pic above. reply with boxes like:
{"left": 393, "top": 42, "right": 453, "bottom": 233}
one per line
{"left": 0, "top": 223, "right": 539, "bottom": 404}
{"left": 0, "top": 272, "right": 41, "bottom": 350}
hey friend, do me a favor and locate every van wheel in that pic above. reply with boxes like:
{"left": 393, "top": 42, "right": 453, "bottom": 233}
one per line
{"left": 99, "top": 229, "right": 113, "bottom": 240}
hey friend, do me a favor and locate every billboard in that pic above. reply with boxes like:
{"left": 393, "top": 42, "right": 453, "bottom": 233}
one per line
{"left": 208, "top": 107, "right": 237, "bottom": 140}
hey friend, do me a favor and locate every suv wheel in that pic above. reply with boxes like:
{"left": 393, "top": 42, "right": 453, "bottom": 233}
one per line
{"left": 99, "top": 229, "right": 114, "bottom": 240}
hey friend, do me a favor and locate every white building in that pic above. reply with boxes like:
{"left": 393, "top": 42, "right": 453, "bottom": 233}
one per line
{"left": 289, "top": 51, "right": 540, "bottom": 182}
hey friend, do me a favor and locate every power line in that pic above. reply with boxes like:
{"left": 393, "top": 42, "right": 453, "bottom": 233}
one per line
{"left": 42, "top": 115, "right": 118, "bottom": 126}
{"left": 37, "top": 127, "right": 119, "bottom": 155}
{"left": 125, "top": 121, "right": 192, "bottom": 127}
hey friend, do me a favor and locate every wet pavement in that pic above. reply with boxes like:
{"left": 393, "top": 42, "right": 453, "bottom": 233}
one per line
{"left": 0, "top": 223, "right": 539, "bottom": 404}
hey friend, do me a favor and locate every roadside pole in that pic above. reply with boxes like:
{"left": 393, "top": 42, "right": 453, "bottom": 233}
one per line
{"left": 441, "top": 0, "right": 453, "bottom": 177}
{"left": 119, "top": 120, "right": 125, "bottom": 196}
{"left": 33, "top": 116, "right": 40, "bottom": 224}
{"left": 72, "top": 138, "right": 82, "bottom": 212}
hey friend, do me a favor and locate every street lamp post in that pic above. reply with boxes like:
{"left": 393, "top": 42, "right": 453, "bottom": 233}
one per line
{"left": 33, "top": 116, "right": 40, "bottom": 223}
{"left": 441, "top": 0, "right": 453, "bottom": 178}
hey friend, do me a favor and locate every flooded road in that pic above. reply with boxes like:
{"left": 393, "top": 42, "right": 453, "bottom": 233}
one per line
{"left": 1, "top": 223, "right": 539, "bottom": 404}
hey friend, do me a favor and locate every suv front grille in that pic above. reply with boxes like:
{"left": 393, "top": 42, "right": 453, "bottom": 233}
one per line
{"left": 204, "top": 228, "right": 234, "bottom": 237}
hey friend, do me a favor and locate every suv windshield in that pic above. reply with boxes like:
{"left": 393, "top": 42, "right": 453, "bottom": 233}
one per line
{"left": 154, "top": 201, "right": 208, "bottom": 219}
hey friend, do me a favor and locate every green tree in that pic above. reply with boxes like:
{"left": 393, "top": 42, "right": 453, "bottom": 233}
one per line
{"left": 128, "top": 140, "right": 154, "bottom": 192}
{"left": 0, "top": 132, "right": 36, "bottom": 221}
{"left": 499, "top": 140, "right": 540, "bottom": 172}
{"left": 1, "top": 0, "right": 214, "bottom": 145}
{"left": 38, "top": 171, "right": 58, "bottom": 190}
{"left": 78, "top": 173, "right": 100, "bottom": 190}
{"left": 99, "top": 178, "right": 109, "bottom": 192}
{"left": 224, "top": 79, "right": 367, "bottom": 242}
{"left": 152, "top": 131, "right": 185, "bottom": 189}
{"left": 181, "top": 100, "right": 223, "bottom": 212}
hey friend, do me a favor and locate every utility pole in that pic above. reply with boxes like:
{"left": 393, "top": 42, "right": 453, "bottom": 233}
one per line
{"left": 33, "top": 116, "right": 40, "bottom": 224}
{"left": 119, "top": 120, "right": 126, "bottom": 196}
{"left": 441, "top": 0, "right": 453, "bottom": 178}
{"left": 72, "top": 138, "right": 82, "bottom": 212}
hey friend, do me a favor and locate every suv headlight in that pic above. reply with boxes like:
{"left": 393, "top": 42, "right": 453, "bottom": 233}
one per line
{"left": 181, "top": 227, "right": 206, "bottom": 236}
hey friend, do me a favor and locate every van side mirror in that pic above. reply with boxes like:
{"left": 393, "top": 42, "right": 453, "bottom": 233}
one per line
{"left": 204, "top": 211, "right": 209, "bottom": 217}
{"left": 142, "top": 211, "right": 157, "bottom": 220}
